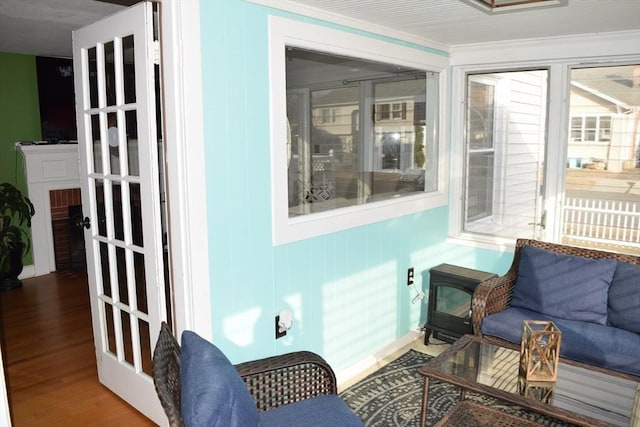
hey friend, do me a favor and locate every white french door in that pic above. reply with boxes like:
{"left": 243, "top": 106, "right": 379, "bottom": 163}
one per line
{"left": 73, "top": 2, "right": 167, "bottom": 423}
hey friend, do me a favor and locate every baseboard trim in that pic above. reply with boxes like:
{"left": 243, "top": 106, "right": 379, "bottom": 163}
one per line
{"left": 336, "top": 328, "right": 423, "bottom": 389}
{"left": 18, "top": 264, "right": 36, "bottom": 279}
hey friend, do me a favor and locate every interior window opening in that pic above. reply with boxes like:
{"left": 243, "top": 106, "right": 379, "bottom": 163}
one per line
{"left": 285, "top": 47, "right": 439, "bottom": 217}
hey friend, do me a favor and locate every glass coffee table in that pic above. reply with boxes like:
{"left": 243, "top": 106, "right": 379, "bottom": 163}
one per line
{"left": 419, "top": 335, "right": 639, "bottom": 427}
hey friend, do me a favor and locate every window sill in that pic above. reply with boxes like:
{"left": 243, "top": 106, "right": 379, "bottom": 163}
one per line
{"left": 446, "top": 234, "right": 516, "bottom": 254}
{"left": 274, "top": 191, "right": 447, "bottom": 245}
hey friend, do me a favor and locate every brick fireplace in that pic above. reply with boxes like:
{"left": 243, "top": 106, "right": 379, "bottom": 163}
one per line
{"left": 17, "top": 143, "right": 82, "bottom": 277}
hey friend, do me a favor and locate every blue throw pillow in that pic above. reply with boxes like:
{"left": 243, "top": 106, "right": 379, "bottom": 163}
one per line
{"left": 511, "top": 245, "right": 617, "bottom": 325}
{"left": 180, "top": 331, "right": 260, "bottom": 427}
{"left": 608, "top": 262, "right": 640, "bottom": 334}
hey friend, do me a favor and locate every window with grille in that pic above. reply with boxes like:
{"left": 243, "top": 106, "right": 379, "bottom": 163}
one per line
{"left": 570, "top": 115, "right": 612, "bottom": 143}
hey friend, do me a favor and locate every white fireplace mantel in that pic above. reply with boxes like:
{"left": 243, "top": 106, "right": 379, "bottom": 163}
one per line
{"left": 18, "top": 143, "right": 81, "bottom": 277}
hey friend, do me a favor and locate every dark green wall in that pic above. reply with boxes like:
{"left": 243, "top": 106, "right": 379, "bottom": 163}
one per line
{"left": 0, "top": 52, "right": 41, "bottom": 183}
{"left": 0, "top": 52, "right": 42, "bottom": 265}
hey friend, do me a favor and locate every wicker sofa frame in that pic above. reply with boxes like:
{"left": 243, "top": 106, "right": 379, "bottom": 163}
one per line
{"left": 152, "top": 322, "right": 340, "bottom": 427}
{"left": 472, "top": 238, "right": 640, "bottom": 339}
{"left": 471, "top": 239, "right": 640, "bottom": 380}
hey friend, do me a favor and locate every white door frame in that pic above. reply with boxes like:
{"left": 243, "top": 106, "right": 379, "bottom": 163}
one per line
{"left": 0, "top": 2, "right": 211, "bottom": 424}
{"left": 0, "top": 346, "right": 9, "bottom": 427}
{"left": 160, "top": 0, "right": 212, "bottom": 341}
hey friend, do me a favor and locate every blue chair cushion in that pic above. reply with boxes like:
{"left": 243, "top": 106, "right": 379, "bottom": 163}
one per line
{"left": 180, "top": 331, "right": 260, "bottom": 427}
{"left": 511, "top": 245, "right": 617, "bottom": 325}
{"left": 608, "top": 261, "right": 640, "bottom": 334}
{"left": 482, "top": 307, "right": 640, "bottom": 376}
{"left": 259, "top": 394, "right": 364, "bottom": 427}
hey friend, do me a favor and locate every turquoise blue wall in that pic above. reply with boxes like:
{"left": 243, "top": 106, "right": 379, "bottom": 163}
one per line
{"left": 199, "top": 0, "right": 513, "bottom": 371}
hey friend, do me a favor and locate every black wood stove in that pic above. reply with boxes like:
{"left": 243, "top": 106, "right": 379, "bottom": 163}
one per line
{"left": 423, "top": 263, "right": 496, "bottom": 344}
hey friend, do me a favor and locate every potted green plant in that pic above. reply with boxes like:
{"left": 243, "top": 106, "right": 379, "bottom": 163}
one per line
{"left": 0, "top": 182, "right": 35, "bottom": 290}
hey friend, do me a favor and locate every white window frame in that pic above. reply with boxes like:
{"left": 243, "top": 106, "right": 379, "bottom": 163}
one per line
{"left": 465, "top": 76, "right": 499, "bottom": 224}
{"left": 448, "top": 32, "right": 640, "bottom": 252}
{"left": 269, "top": 16, "right": 449, "bottom": 246}
{"left": 451, "top": 62, "right": 567, "bottom": 249}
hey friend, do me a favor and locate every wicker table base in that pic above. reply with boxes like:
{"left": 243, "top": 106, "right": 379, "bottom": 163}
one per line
{"left": 435, "top": 400, "right": 544, "bottom": 427}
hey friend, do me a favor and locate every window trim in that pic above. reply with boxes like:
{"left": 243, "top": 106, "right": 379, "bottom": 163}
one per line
{"left": 449, "top": 55, "right": 640, "bottom": 251}
{"left": 451, "top": 63, "right": 558, "bottom": 247}
{"left": 465, "top": 76, "right": 499, "bottom": 224}
{"left": 269, "top": 16, "right": 449, "bottom": 245}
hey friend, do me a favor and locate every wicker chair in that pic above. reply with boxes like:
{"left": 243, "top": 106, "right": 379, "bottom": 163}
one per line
{"left": 152, "top": 322, "right": 183, "bottom": 426}
{"left": 152, "top": 322, "right": 354, "bottom": 427}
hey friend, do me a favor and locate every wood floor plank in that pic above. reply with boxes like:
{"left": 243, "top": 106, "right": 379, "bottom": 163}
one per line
{"left": 0, "top": 271, "right": 155, "bottom": 426}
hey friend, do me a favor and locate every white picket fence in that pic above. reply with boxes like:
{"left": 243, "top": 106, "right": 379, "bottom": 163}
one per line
{"left": 563, "top": 197, "right": 640, "bottom": 247}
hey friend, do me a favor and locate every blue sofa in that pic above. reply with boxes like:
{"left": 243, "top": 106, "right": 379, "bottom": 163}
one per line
{"left": 473, "top": 239, "right": 640, "bottom": 377}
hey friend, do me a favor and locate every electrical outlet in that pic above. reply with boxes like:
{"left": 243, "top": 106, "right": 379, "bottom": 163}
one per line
{"left": 407, "top": 267, "right": 414, "bottom": 286}
{"left": 275, "top": 315, "right": 286, "bottom": 339}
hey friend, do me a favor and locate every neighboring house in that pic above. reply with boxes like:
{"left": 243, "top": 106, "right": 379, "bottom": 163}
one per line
{"left": 568, "top": 67, "right": 640, "bottom": 172}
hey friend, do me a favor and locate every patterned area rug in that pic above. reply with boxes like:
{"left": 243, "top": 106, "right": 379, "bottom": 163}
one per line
{"left": 340, "top": 349, "right": 573, "bottom": 427}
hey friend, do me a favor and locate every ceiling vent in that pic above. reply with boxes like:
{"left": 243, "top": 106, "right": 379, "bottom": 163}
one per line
{"left": 462, "top": 0, "right": 569, "bottom": 14}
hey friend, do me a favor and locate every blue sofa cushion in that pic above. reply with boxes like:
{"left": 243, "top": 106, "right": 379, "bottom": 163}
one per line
{"left": 180, "top": 331, "right": 260, "bottom": 427}
{"left": 511, "top": 246, "right": 617, "bottom": 325}
{"left": 482, "top": 307, "right": 640, "bottom": 376}
{"left": 481, "top": 307, "right": 554, "bottom": 344}
{"left": 259, "top": 394, "right": 364, "bottom": 427}
{"left": 608, "top": 261, "right": 640, "bottom": 334}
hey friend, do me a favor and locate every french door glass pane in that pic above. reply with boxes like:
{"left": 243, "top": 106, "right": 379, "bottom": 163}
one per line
{"left": 563, "top": 65, "right": 640, "bottom": 255}
{"left": 122, "top": 311, "right": 134, "bottom": 366}
{"left": 88, "top": 47, "right": 99, "bottom": 109}
{"left": 116, "top": 246, "right": 128, "bottom": 304}
{"left": 100, "top": 241, "right": 111, "bottom": 297}
{"left": 134, "top": 252, "right": 147, "bottom": 314}
{"left": 130, "top": 183, "right": 143, "bottom": 246}
{"left": 122, "top": 35, "right": 136, "bottom": 104}
{"left": 89, "top": 114, "right": 105, "bottom": 174}
{"left": 104, "top": 302, "right": 116, "bottom": 355}
{"left": 139, "top": 319, "right": 152, "bottom": 375}
{"left": 104, "top": 41, "right": 116, "bottom": 107}
{"left": 125, "top": 110, "right": 139, "bottom": 176}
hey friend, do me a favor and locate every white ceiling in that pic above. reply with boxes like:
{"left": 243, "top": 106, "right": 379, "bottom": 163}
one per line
{"left": 1, "top": 0, "right": 639, "bottom": 59}
{"left": 277, "top": 0, "right": 640, "bottom": 48}
{"left": 0, "top": 0, "right": 126, "bottom": 58}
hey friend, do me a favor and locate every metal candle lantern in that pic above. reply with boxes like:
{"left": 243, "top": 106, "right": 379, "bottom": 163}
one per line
{"left": 519, "top": 320, "right": 561, "bottom": 382}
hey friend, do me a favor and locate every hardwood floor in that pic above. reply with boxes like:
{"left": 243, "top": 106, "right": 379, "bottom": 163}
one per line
{"left": 0, "top": 271, "right": 155, "bottom": 426}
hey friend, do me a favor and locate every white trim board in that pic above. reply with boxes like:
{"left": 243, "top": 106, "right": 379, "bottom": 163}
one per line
{"left": 160, "top": 0, "right": 212, "bottom": 340}
{"left": 269, "top": 15, "right": 450, "bottom": 245}
{"left": 248, "top": 0, "right": 450, "bottom": 54}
